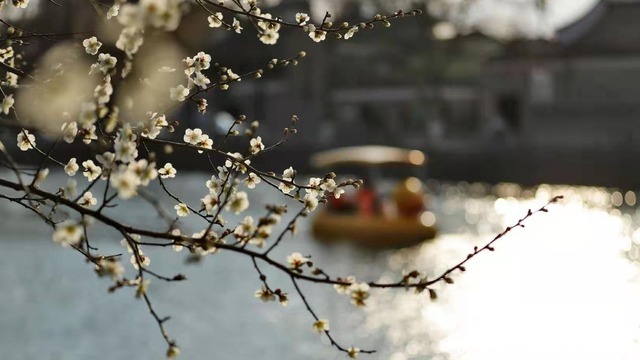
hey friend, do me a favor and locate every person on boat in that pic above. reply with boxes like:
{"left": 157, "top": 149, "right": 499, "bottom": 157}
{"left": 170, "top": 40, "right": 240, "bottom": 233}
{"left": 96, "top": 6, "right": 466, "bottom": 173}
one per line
{"left": 355, "top": 176, "right": 383, "bottom": 217}
{"left": 393, "top": 177, "right": 425, "bottom": 218}
{"left": 326, "top": 177, "right": 382, "bottom": 217}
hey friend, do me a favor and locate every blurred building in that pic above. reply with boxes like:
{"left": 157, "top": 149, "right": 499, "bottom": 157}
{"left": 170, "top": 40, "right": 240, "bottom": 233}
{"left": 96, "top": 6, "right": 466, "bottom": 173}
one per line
{"left": 476, "top": 0, "right": 640, "bottom": 186}
{"left": 208, "top": 1, "right": 499, "bottom": 156}
{"left": 483, "top": 0, "right": 640, "bottom": 150}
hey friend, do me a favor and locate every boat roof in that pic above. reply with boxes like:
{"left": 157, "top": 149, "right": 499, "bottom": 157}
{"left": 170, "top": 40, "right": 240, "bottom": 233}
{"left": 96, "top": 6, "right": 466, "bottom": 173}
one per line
{"left": 310, "top": 146, "right": 426, "bottom": 168}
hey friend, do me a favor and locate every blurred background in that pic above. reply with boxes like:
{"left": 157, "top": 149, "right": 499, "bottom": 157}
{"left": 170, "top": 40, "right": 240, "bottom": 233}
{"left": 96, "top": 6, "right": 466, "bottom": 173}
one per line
{"left": 4, "top": 0, "right": 639, "bottom": 187}
{"left": 4, "top": 1, "right": 640, "bottom": 359}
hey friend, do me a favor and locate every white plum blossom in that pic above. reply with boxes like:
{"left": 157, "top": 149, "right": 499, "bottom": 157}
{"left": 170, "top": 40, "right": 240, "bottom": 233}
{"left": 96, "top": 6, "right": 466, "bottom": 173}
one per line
{"left": 61, "top": 122, "right": 78, "bottom": 144}
{"left": 249, "top": 136, "right": 264, "bottom": 154}
{"left": 333, "top": 187, "right": 345, "bottom": 199}
{"left": 244, "top": 172, "right": 260, "bottom": 189}
{"left": 152, "top": 113, "right": 168, "bottom": 127}
{"left": 114, "top": 138, "right": 138, "bottom": 164}
{"left": 193, "top": 52, "right": 211, "bottom": 72}
{"left": 90, "top": 53, "right": 117, "bottom": 75}
{"left": 6, "top": 72, "right": 18, "bottom": 87}
{"left": 128, "top": 159, "right": 157, "bottom": 186}
{"left": 257, "top": 13, "right": 280, "bottom": 32}
{"left": 278, "top": 181, "right": 295, "bottom": 195}
{"left": 172, "top": 240, "right": 184, "bottom": 252}
{"left": 107, "top": 4, "right": 120, "bottom": 19}
{"left": 140, "top": 112, "right": 167, "bottom": 139}
{"left": 151, "top": 112, "right": 168, "bottom": 126}
{"left": 140, "top": 122, "right": 161, "bottom": 140}
{"left": 303, "top": 193, "right": 319, "bottom": 212}
{"left": 1, "top": 48, "right": 13, "bottom": 63}
{"left": 78, "top": 102, "right": 97, "bottom": 128}
{"left": 17, "top": 130, "right": 35, "bottom": 151}
{"left": 225, "top": 152, "right": 250, "bottom": 173}
{"left": 282, "top": 166, "right": 295, "bottom": 180}
{"left": 0, "top": 46, "right": 14, "bottom": 62}
{"left": 94, "top": 258, "right": 124, "bottom": 280}
{"left": 193, "top": 72, "right": 210, "bottom": 88}
{"left": 121, "top": 237, "right": 136, "bottom": 254}
{"left": 2, "top": 94, "right": 14, "bottom": 114}
{"left": 52, "top": 221, "right": 83, "bottom": 247}
{"left": 207, "top": 13, "right": 223, "bottom": 27}
{"left": 174, "top": 203, "right": 189, "bottom": 217}
{"left": 312, "top": 319, "right": 329, "bottom": 333}
{"left": 320, "top": 178, "right": 336, "bottom": 192}
{"left": 226, "top": 69, "right": 240, "bottom": 82}
{"left": 259, "top": 30, "right": 280, "bottom": 45}
{"left": 206, "top": 175, "right": 223, "bottom": 195}
{"left": 34, "top": 168, "right": 49, "bottom": 187}
{"left": 130, "top": 250, "right": 151, "bottom": 269}
{"left": 333, "top": 276, "right": 356, "bottom": 294}
{"left": 305, "top": 177, "right": 322, "bottom": 197}
{"left": 116, "top": 4, "right": 143, "bottom": 28}
{"left": 321, "top": 178, "right": 344, "bottom": 198}
{"left": 96, "top": 152, "right": 116, "bottom": 175}
{"left": 267, "top": 213, "right": 282, "bottom": 225}
{"left": 65, "top": 158, "right": 79, "bottom": 176}
{"left": 12, "top": 0, "right": 30, "bottom": 8}
{"left": 348, "top": 282, "right": 371, "bottom": 307}
{"left": 278, "top": 166, "right": 296, "bottom": 194}
{"left": 197, "top": 98, "right": 208, "bottom": 113}
{"left": 158, "top": 163, "right": 177, "bottom": 178}
{"left": 190, "top": 230, "right": 222, "bottom": 256}
{"left": 344, "top": 26, "right": 359, "bottom": 40}
{"left": 201, "top": 194, "right": 218, "bottom": 213}
{"left": 309, "top": 28, "right": 327, "bottom": 42}
{"left": 183, "top": 128, "right": 203, "bottom": 145}
{"left": 195, "top": 134, "right": 213, "bottom": 153}
{"left": 135, "top": 279, "right": 150, "bottom": 299}
{"left": 347, "top": 347, "right": 360, "bottom": 358}
{"left": 170, "top": 84, "right": 189, "bottom": 101}
{"left": 167, "top": 346, "right": 180, "bottom": 360}
{"left": 141, "top": 0, "right": 182, "bottom": 31}
{"left": 82, "top": 125, "right": 98, "bottom": 144}
{"left": 116, "top": 27, "right": 144, "bottom": 56}
{"left": 250, "top": 230, "right": 268, "bottom": 248}
{"left": 224, "top": 152, "right": 240, "bottom": 168}
{"left": 118, "top": 123, "right": 136, "bottom": 142}
{"left": 255, "top": 287, "right": 275, "bottom": 302}
{"left": 182, "top": 56, "right": 196, "bottom": 76}
{"left": 295, "top": 13, "right": 310, "bottom": 25}
{"left": 233, "top": 216, "right": 255, "bottom": 238}
{"left": 78, "top": 191, "right": 97, "bottom": 207}
{"left": 232, "top": 18, "right": 243, "bottom": 33}
{"left": 110, "top": 170, "right": 140, "bottom": 199}
{"left": 287, "top": 252, "right": 309, "bottom": 270}
{"left": 82, "top": 36, "right": 102, "bottom": 55}
{"left": 94, "top": 82, "right": 114, "bottom": 104}
{"left": 226, "top": 191, "right": 249, "bottom": 214}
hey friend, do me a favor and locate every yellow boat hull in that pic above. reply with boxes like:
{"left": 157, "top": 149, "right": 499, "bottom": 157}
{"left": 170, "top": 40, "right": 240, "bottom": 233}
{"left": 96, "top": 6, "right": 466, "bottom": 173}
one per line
{"left": 311, "top": 211, "right": 437, "bottom": 248}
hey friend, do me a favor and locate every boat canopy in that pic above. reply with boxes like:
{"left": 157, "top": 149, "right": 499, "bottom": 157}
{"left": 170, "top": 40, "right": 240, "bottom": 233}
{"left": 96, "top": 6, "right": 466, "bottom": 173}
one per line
{"left": 310, "top": 146, "right": 426, "bottom": 168}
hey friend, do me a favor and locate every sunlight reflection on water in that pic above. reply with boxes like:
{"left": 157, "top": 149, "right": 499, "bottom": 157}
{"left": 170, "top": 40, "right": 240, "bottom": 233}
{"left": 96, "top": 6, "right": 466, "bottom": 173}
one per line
{"left": 367, "top": 183, "right": 640, "bottom": 360}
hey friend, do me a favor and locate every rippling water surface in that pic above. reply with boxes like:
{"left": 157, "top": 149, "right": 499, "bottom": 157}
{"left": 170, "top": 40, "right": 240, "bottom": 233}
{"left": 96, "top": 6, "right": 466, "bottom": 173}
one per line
{"left": 2, "top": 173, "right": 640, "bottom": 359}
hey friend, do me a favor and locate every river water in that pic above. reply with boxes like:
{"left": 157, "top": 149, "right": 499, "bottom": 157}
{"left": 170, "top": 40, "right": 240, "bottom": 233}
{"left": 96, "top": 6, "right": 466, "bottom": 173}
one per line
{"left": 2, "top": 173, "right": 640, "bottom": 360}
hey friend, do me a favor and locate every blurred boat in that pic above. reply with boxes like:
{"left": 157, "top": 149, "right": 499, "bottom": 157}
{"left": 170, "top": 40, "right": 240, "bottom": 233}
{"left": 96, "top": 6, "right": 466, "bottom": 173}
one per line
{"left": 310, "top": 146, "right": 437, "bottom": 248}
